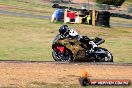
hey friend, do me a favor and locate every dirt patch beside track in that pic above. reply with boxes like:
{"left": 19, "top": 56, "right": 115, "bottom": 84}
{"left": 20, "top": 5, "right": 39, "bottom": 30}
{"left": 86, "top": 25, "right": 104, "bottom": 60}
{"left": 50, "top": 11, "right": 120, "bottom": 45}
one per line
{"left": 0, "top": 62, "right": 131, "bottom": 87}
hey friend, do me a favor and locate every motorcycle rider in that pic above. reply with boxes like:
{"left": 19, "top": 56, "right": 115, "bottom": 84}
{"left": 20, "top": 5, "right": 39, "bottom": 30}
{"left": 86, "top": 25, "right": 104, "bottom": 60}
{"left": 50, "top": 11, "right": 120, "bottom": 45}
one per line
{"left": 59, "top": 25, "right": 70, "bottom": 38}
{"left": 59, "top": 25, "right": 97, "bottom": 49}
{"left": 52, "top": 25, "right": 113, "bottom": 62}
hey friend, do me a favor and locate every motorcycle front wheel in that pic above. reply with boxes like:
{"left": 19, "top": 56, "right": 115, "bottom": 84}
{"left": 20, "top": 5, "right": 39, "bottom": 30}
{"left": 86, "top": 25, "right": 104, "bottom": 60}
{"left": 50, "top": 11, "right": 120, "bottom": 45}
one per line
{"left": 52, "top": 49, "right": 73, "bottom": 62}
{"left": 95, "top": 48, "right": 113, "bottom": 62}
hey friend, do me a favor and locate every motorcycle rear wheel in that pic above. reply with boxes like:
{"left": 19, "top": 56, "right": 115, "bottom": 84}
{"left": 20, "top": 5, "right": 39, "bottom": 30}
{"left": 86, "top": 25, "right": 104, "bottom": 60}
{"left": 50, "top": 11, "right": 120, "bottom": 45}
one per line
{"left": 95, "top": 48, "right": 113, "bottom": 62}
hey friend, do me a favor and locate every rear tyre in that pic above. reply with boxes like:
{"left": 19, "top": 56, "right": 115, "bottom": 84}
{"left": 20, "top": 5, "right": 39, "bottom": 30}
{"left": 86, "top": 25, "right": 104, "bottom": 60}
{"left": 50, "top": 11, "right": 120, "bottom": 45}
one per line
{"left": 95, "top": 48, "right": 113, "bottom": 62}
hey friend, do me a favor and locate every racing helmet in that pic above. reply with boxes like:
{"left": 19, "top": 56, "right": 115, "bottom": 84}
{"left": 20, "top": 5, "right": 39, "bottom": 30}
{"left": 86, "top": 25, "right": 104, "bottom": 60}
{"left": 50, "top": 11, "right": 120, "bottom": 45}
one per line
{"left": 59, "top": 25, "right": 69, "bottom": 35}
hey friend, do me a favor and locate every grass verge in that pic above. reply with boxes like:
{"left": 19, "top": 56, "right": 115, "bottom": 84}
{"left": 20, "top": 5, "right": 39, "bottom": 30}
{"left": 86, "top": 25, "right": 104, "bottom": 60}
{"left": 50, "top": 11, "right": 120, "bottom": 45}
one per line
{"left": 0, "top": 14, "right": 132, "bottom": 62}
{"left": 0, "top": 0, "right": 54, "bottom": 16}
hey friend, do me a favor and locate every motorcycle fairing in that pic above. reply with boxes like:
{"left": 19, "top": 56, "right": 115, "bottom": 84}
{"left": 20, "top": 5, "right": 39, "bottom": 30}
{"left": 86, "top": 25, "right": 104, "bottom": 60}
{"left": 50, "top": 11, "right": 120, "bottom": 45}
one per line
{"left": 56, "top": 46, "right": 65, "bottom": 53}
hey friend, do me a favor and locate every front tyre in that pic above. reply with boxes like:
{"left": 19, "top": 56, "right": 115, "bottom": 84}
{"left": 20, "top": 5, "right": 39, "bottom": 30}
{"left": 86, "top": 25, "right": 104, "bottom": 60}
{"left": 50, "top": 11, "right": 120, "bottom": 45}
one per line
{"left": 52, "top": 49, "right": 73, "bottom": 62}
{"left": 95, "top": 48, "right": 113, "bottom": 62}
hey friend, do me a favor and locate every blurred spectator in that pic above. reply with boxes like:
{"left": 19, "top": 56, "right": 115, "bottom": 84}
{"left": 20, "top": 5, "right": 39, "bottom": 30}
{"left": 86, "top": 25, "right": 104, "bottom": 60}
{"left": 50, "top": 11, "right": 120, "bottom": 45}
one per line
{"left": 51, "top": 9, "right": 64, "bottom": 22}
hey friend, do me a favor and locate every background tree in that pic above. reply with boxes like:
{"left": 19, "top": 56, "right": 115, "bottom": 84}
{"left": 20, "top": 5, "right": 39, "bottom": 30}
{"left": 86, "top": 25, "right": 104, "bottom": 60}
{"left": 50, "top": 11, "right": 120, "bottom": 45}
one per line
{"left": 96, "top": 0, "right": 125, "bottom": 6}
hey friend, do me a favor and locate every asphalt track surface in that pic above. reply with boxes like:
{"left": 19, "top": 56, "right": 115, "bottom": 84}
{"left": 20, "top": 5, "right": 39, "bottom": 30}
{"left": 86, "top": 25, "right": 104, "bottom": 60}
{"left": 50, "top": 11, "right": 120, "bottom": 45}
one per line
{"left": 0, "top": 10, "right": 132, "bottom": 27}
{"left": 0, "top": 60, "right": 132, "bottom": 66}
{"left": 0, "top": 61, "right": 131, "bottom": 87}
{"left": 0, "top": 10, "right": 50, "bottom": 19}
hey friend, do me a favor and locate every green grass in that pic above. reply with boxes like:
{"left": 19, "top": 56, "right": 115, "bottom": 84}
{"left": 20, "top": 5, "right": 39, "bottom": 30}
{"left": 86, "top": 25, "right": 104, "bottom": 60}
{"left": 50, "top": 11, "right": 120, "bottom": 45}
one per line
{"left": 110, "top": 17, "right": 132, "bottom": 24}
{"left": 126, "top": 0, "right": 132, "bottom": 3}
{"left": 0, "top": 15, "right": 60, "bottom": 61}
{"left": 0, "top": 0, "right": 55, "bottom": 16}
{"left": 0, "top": 14, "right": 132, "bottom": 62}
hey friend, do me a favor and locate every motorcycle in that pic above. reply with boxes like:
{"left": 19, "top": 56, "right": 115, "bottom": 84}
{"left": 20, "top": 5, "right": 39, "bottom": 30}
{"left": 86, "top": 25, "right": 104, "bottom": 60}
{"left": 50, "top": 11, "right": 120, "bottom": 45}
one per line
{"left": 52, "top": 32, "right": 113, "bottom": 62}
